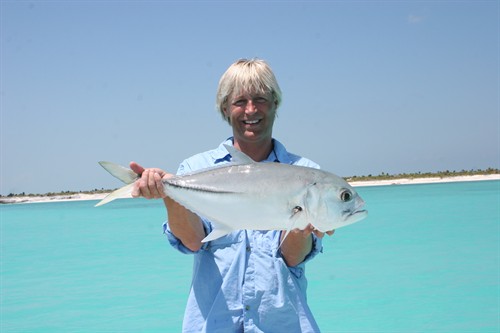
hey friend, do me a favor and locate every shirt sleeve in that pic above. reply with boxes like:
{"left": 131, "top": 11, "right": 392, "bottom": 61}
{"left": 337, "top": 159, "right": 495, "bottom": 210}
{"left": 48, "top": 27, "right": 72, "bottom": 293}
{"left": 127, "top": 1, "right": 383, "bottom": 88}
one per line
{"left": 163, "top": 218, "right": 212, "bottom": 254}
{"left": 304, "top": 233, "right": 323, "bottom": 263}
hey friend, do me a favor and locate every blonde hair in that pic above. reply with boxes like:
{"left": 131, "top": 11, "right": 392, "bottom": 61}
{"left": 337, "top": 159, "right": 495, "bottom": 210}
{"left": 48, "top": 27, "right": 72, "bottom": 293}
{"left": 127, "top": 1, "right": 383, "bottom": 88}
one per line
{"left": 216, "top": 58, "right": 282, "bottom": 123}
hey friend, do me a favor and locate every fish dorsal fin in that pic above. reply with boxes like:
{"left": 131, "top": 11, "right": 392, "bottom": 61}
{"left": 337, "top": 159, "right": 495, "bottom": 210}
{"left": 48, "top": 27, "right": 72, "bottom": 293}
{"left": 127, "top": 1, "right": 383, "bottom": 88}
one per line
{"left": 223, "top": 144, "right": 255, "bottom": 164}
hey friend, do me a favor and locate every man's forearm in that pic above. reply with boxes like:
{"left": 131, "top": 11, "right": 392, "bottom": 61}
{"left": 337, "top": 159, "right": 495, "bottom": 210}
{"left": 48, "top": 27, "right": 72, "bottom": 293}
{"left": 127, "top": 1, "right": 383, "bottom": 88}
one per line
{"left": 279, "top": 229, "right": 313, "bottom": 267}
{"left": 164, "top": 197, "right": 206, "bottom": 252}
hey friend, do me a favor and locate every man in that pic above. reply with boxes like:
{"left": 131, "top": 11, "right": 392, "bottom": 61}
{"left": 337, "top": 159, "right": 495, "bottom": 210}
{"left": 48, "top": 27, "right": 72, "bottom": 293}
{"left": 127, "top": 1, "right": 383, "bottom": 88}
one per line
{"left": 131, "top": 59, "right": 333, "bottom": 332}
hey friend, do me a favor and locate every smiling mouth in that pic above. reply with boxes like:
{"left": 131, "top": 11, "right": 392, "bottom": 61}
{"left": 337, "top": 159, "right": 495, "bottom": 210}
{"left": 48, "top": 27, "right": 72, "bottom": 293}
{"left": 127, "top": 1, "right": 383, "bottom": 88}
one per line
{"left": 243, "top": 119, "right": 261, "bottom": 125}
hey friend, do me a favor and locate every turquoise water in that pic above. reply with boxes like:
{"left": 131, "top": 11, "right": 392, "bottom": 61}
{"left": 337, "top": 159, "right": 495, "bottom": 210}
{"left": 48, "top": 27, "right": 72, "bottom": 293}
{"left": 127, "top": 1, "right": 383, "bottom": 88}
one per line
{"left": 1, "top": 181, "right": 499, "bottom": 332}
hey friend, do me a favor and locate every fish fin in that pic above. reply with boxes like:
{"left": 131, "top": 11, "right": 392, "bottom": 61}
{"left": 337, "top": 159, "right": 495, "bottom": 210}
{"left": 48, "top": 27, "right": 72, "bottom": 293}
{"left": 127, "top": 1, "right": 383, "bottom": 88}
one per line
{"left": 223, "top": 144, "right": 255, "bottom": 164}
{"left": 201, "top": 226, "right": 234, "bottom": 243}
{"left": 99, "top": 161, "right": 138, "bottom": 184}
{"left": 95, "top": 183, "right": 134, "bottom": 207}
{"left": 279, "top": 209, "right": 302, "bottom": 248}
{"left": 278, "top": 229, "right": 292, "bottom": 249}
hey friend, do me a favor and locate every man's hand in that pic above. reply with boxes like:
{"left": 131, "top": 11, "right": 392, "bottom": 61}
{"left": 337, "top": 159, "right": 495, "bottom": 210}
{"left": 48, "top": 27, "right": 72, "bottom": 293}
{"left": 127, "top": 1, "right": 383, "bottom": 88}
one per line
{"left": 130, "top": 161, "right": 172, "bottom": 199}
{"left": 309, "top": 225, "right": 335, "bottom": 239}
{"left": 287, "top": 224, "right": 335, "bottom": 239}
{"left": 129, "top": 162, "right": 205, "bottom": 251}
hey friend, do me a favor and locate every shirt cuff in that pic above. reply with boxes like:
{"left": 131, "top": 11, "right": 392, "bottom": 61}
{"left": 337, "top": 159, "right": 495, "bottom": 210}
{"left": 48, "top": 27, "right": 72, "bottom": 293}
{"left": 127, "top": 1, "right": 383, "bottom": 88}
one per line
{"left": 163, "top": 219, "right": 211, "bottom": 254}
{"left": 303, "top": 233, "right": 323, "bottom": 264}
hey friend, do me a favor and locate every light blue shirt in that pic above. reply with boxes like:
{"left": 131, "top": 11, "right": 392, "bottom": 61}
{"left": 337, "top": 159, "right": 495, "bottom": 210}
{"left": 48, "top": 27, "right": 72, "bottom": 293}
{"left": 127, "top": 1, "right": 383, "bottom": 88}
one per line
{"left": 164, "top": 138, "right": 323, "bottom": 332}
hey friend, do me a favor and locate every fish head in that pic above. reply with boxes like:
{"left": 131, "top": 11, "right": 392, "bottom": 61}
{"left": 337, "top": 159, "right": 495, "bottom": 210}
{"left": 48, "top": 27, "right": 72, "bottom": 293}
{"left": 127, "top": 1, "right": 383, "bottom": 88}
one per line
{"left": 305, "top": 174, "right": 368, "bottom": 232}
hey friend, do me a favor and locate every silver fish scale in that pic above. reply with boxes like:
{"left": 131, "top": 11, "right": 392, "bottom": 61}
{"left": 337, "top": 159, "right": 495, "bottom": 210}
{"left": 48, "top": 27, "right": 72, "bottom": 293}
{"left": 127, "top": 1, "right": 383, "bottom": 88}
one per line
{"left": 167, "top": 162, "right": 322, "bottom": 195}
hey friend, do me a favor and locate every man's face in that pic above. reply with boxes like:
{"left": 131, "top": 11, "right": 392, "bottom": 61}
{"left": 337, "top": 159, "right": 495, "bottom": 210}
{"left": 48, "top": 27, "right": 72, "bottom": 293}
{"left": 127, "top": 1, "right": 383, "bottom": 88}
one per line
{"left": 224, "top": 91, "right": 277, "bottom": 145}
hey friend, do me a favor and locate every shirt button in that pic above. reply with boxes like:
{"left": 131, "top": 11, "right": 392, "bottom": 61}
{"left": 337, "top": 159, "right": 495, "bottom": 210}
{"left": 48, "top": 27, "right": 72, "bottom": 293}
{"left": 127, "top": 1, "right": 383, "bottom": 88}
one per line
{"left": 245, "top": 305, "right": 250, "bottom": 311}
{"left": 246, "top": 246, "right": 251, "bottom": 252}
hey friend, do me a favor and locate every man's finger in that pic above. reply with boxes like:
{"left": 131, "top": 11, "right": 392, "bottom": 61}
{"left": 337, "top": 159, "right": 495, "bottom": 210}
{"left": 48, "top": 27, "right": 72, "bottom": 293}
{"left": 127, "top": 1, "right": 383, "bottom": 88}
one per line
{"left": 130, "top": 161, "right": 145, "bottom": 176}
{"left": 139, "top": 170, "right": 152, "bottom": 198}
{"left": 154, "top": 172, "right": 166, "bottom": 198}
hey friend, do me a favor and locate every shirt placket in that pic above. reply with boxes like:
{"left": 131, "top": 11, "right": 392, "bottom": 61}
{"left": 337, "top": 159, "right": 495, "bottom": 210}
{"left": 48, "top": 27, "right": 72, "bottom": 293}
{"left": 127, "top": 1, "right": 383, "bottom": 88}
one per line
{"left": 242, "top": 231, "right": 256, "bottom": 331}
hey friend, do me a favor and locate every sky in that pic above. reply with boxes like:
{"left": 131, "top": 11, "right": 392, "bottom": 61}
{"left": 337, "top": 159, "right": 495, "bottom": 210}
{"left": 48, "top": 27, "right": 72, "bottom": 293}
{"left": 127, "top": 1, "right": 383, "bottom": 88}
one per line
{"left": 1, "top": 0, "right": 499, "bottom": 195}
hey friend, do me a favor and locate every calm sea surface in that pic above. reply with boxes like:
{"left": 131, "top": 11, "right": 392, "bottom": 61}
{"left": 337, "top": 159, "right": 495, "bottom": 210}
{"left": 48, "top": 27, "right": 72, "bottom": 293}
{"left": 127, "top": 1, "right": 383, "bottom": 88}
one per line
{"left": 1, "top": 180, "right": 499, "bottom": 332}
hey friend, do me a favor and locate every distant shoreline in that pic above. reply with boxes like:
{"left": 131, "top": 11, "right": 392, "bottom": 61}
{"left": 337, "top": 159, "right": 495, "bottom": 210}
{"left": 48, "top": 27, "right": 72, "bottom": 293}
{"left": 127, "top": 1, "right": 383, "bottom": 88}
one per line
{"left": 2, "top": 174, "right": 499, "bottom": 205}
{"left": 0, "top": 193, "right": 110, "bottom": 205}
{"left": 348, "top": 173, "right": 500, "bottom": 187}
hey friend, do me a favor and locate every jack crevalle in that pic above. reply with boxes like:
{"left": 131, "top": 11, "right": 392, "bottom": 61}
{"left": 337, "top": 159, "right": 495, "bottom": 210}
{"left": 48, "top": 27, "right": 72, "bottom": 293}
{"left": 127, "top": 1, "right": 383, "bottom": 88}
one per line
{"left": 96, "top": 145, "right": 367, "bottom": 242}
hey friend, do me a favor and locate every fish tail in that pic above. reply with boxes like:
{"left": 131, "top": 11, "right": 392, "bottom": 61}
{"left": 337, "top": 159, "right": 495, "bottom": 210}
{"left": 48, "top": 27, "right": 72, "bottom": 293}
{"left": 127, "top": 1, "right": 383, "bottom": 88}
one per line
{"left": 95, "top": 161, "right": 139, "bottom": 207}
{"left": 98, "top": 161, "right": 139, "bottom": 184}
{"left": 95, "top": 183, "right": 135, "bottom": 207}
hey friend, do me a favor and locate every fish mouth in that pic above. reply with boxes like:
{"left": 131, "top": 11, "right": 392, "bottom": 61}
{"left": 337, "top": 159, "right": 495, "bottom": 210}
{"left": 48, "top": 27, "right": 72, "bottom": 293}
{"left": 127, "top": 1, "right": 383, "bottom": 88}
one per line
{"left": 344, "top": 209, "right": 368, "bottom": 223}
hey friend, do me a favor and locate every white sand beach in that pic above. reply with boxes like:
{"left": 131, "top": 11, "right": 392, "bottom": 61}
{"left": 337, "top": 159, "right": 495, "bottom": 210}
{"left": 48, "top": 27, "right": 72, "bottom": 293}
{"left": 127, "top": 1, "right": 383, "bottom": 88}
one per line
{"left": 2, "top": 174, "right": 499, "bottom": 205}
{"left": 348, "top": 174, "right": 500, "bottom": 187}
{"left": 0, "top": 193, "right": 111, "bottom": 205}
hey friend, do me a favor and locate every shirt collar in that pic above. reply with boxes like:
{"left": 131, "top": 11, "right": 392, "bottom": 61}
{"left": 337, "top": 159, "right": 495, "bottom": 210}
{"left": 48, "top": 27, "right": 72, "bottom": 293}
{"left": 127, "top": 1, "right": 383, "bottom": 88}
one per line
{"left": 211, "top": 137, "right": 292, "bottom": 165}
{"left": 271, "top": 139, "right": 294, "bottom": 164}
{"left": 211, "top": 138, "right": 234, "bottom": 164}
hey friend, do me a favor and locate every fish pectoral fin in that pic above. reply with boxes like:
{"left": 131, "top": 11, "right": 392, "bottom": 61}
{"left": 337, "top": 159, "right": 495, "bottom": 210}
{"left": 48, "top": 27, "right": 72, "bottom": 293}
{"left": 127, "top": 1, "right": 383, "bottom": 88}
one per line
{"left": 279, "top": 209, "right": 302, "bottom": 248}
{"left": 201, "top": 226, "right": 234, "bottom": 243}
{"left": 278, "top": 228, "right": 292, "bottom": 249}
{"left": 95, "top": 183, "right": 134, "bottom": 207}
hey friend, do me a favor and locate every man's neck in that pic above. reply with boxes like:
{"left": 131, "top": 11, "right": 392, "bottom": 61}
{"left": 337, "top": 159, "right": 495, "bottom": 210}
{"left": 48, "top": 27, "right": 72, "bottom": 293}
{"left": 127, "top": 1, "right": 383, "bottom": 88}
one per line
{"left": 233, "top": 138, "right": 273, "bottom": 162}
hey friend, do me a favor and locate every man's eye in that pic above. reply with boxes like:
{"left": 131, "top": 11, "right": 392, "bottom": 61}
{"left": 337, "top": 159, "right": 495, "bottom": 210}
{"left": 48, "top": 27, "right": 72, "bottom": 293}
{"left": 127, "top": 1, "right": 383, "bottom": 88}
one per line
{"left": 254, "top": 97, "right": 267, "bottom": 104}
{"left": 233, "top": 100, "right": 246, "bottom": 106}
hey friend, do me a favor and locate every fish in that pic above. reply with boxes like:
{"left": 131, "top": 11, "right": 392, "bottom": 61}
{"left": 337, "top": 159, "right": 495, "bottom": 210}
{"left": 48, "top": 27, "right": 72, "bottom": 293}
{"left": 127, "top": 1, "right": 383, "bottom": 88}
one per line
{"left": 96, "top": 145, "right": 367, "bottom": 242}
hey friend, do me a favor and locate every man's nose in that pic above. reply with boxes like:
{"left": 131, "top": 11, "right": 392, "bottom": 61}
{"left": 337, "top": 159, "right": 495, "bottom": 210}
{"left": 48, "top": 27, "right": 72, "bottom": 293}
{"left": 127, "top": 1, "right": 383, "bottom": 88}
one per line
{"left": 245, "top": 101, "right": 257, "bottom": 113}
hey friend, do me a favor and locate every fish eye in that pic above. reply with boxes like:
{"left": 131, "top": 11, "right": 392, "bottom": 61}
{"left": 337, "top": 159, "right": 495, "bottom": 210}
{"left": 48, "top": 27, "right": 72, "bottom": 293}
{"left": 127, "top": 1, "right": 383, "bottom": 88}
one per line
{"left": 340, "top": 189, "right": 352, "bottom": 202}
